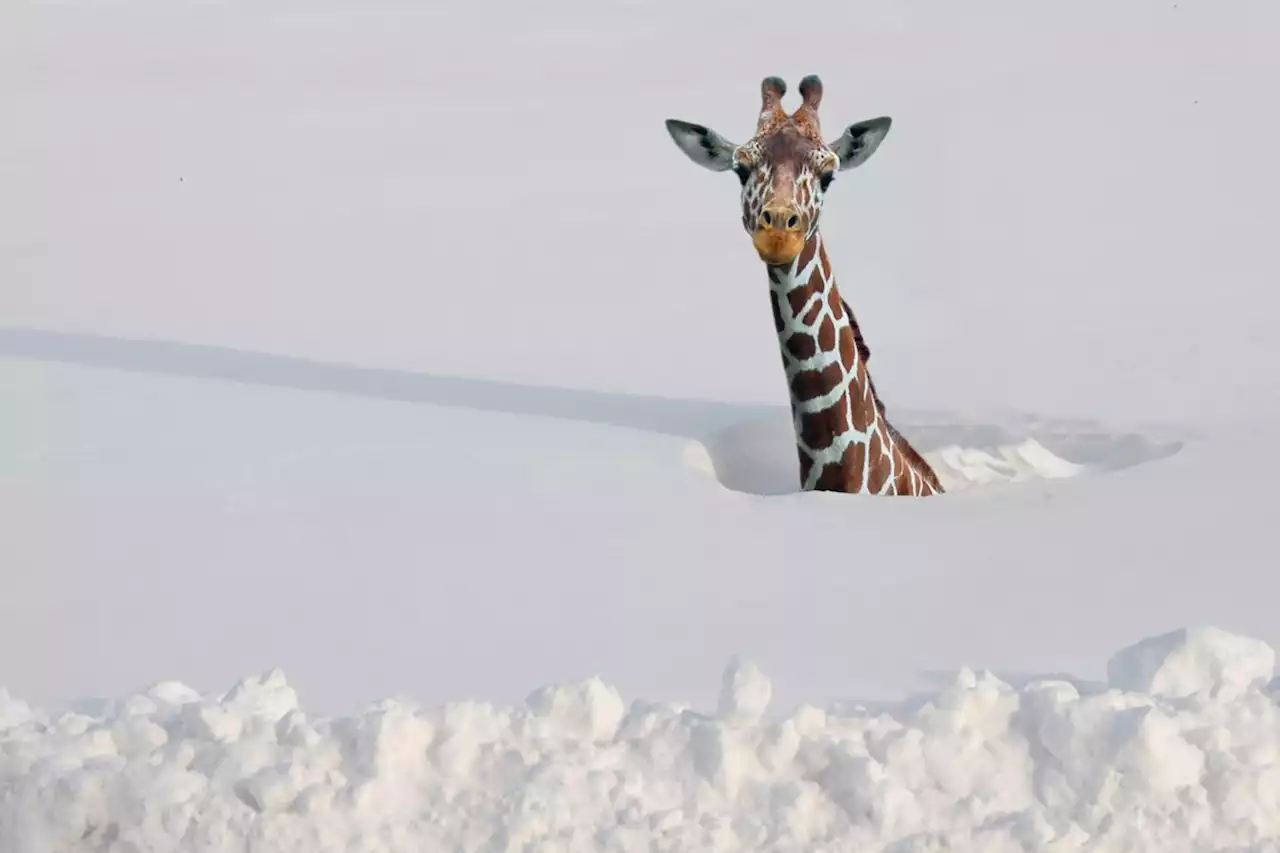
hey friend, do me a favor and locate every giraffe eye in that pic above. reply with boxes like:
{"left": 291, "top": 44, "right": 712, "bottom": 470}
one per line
{"left": 818, "top": 170, "right": 835, "bottom": 192}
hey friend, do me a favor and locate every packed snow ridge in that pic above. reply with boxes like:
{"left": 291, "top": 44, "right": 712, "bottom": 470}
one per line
{"left": 4, "top": 627, "right": 1280, "bottom": 853}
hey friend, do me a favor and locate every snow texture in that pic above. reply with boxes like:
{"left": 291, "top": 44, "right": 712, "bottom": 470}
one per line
{"left": 4, "top": 0, "right": 1280, "bottom": 849}
{"left": 4, "top": 628, "right": 1280, "bottom": 852}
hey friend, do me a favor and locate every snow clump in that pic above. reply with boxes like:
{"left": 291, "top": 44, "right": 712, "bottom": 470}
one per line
{"left": 3, "top": 627, "right": 1280, "bottom": 852}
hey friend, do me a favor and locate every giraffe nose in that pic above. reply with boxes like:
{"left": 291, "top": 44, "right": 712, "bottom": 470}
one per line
{"left": 752, "top": 205, "right": 807, "bottom": 265}
{"left": 758, "top": 206, "right": 803, "bottom": 233}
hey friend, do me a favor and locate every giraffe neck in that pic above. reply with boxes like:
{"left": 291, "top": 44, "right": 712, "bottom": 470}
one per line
{"left": 766, "top": 230, "right": 942, "bottom": 496}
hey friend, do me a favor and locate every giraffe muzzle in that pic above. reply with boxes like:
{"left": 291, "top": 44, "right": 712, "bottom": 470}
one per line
{"left": 752, "top": 207, "right": 806, "bottom": 265}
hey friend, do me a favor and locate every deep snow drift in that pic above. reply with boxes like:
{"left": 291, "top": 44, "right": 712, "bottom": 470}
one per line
{"left": 3, "top": 627, "right": 1279, "bottom": 852}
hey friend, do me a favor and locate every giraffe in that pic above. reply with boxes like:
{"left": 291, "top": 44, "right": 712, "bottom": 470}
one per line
{"left": 664, "top": 75, "right": 944, "bottom": 496}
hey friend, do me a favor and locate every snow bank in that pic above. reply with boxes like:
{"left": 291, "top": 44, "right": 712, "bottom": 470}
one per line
{"left": 4, "top": 628, "right": 1280, "bottom": 853}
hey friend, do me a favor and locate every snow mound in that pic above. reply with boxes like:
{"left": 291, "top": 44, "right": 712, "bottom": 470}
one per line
{"left": 701, "top": 408, "right": 1184, "bottom": 496}
{"left": 4, "top": 628, "right": 1280, "bottom": 852}
{"left": 1108, "top": 626, "right": 1276, "bottom": 700}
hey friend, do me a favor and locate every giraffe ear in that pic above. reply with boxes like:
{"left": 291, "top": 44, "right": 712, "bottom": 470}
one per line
{"left": 830, "top": 116, "right": 892, "bottom": 171}
{"left": 664, "top": 119, "right": 738, "bottom": 172}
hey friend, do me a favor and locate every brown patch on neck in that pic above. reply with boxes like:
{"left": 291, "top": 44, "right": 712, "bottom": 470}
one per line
{"left": 798, "top": 403, "right": 849, "bottom": 452}
{"left": 796, "top": 233, "right": 819, "bottom": 272}
{"left": 828, "top": 290, "right": 844, "bottom": 320}
{"left": 785, "top": 333, "right": 816, "bottom": 359}
{"left": 769, "top": 231, "right": 945, "bottom": 496}
{"left": 865, "top": 429, "right": 891, "bottom": 493}
{"left": 817, "top": 316, "right": 836, "bottom": 352}
{"left": 789, "top": 361, "right": 843, "bottom": 403}
{"left": 786, "top": 283, "right": 819, "bottom": 317}
{"left": 845, "top": 340, "right": 875, "bottom": 434}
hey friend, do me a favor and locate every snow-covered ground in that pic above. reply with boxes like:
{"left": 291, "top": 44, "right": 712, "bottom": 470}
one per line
{"left": 5, "top": 627, "right": 1280, "bottom": 852}
{"left": 4, "top": 0, "right": 1280, "bottom": 849}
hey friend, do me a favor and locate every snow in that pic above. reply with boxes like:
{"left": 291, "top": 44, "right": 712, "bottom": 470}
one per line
{"left": 1107, "top": 627, "right": 1277, "bottom": 701}
{"left": 717, "top": 657, "right": 774, "bottom": 727}
{"left": 4, "top": 0, "right": 1280, "bottom": 849}
{"left": 4, "top": 628, "right": 1280, "bottom": 852}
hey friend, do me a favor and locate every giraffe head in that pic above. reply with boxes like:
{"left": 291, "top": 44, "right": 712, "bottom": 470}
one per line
{"left": 665, "top": 75, "right": 892, "bottom": 267}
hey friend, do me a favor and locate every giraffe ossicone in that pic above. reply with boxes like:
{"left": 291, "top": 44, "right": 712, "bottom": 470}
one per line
{"left": 664, "top": 75, "right": 944, "bottom": 496}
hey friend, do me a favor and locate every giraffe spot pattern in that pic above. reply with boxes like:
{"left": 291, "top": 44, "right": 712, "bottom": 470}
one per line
{"left": 798, "top": 397, "right": 850, "bottom": 452}
{"left": 801, "top": 299, "right": 823, "bottom": 326}
{"left": 785, "top": 333, "right": 817, "bottom": 360}
{"left": 768, "top": 231, "right": 943, "bottom": 495}
{"left": 866, "top": 429, "right": 890, "bottom": 493}
{"left": 796, "top": 235, "right": 819, "bottom": 273}
{"left": 838, "top": 328, "right": 857, "bottom": 380}
{"left": 786, "top": 286, "right": 815, "bottom": 318}
{"left": 817, "top": 316, "right": 836, "bottom": 353}
{"left": 828, "top": 290, "right": 844, "bottom": 320}
{"left": 790, "top": 361, "right": 845, "bottom": 401}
